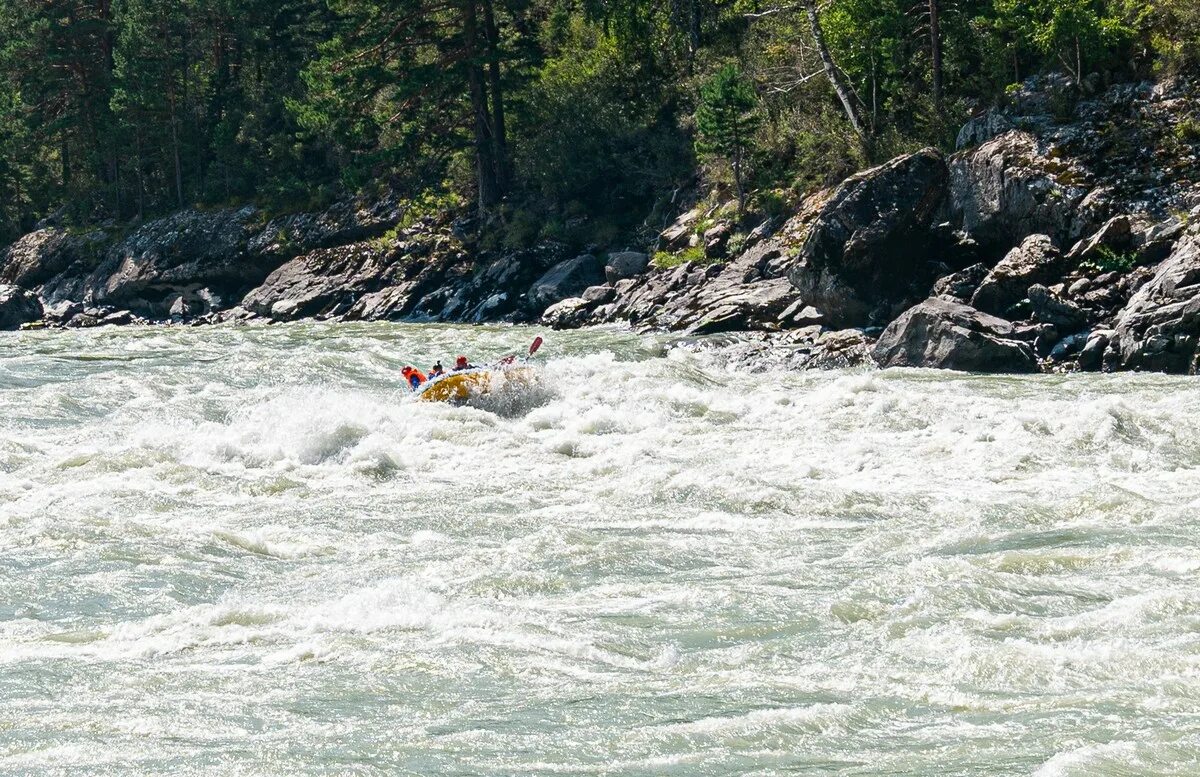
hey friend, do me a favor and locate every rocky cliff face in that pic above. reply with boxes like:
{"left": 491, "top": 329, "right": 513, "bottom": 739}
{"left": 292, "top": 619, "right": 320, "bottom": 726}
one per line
{"left": 541, "top": 74, "right": 1200, "bottom": 374}
{"left": 2, "top": 73, "right": 1199, "bottom": 375}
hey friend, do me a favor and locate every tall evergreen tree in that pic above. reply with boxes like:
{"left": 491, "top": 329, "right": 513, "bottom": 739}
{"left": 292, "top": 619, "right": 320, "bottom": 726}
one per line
{"left": 696, "top": 64, "right": 759, "bottom": 214}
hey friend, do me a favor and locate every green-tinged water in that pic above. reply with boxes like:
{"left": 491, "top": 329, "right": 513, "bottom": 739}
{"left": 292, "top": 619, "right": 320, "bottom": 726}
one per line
{"left": 2, "top": 322, "right": 1200, "bottom": 776}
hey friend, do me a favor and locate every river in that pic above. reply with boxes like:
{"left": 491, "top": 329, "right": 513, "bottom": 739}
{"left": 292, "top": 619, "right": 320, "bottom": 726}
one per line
{"left": 2, "top": 323, "right": 1199, "bottom": 775}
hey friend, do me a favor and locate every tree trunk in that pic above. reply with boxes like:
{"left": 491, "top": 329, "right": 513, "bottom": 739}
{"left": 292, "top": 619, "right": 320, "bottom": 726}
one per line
{"left": 802, "top": 0, "right": 868, "bottom": 146}
{"left": 689, "top": 0, "right": 701, "bottom": 71}
{"left": 733, "top": 148, "right": 745, "bottom": 216}
{"left": 462, "top": 0, "right": 500, "bottom": 213}
{"left": 929, "top": 0, "right": 943, "bottom": 115}
{"left": 135, "top": 127, "right": 145, "bottom": 220}
{"left": 170, "top": 91, "right": 184, "bottom": 208}
{"left": 481, "top": 0, "right": 509, "bottom": 194}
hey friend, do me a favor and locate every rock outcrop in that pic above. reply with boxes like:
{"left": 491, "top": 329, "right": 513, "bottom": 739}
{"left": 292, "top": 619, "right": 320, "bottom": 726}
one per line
{"left": 529, "top": 255, "right": 605, "bottom": 311}
{"left": 1107, "top": 231, "right": 1200, "bottom": 373}
{"left": 0, "top": 284, "right": 44, "bottom": 330}
{"left": 605, "top": 251, "right": 650, "bottom": 283}
{"left": 786, "top": 148, "right": 950, "bottom": 327}
{"left": 947, "top": 131, "right": 1093, "bottom": 256}
{"left": 970, "top": 234, "right": 1064, "bottom": 316}
{"left": 872, "top": 297, "right": 1039, "bottom": 373}
{"left": 1, "top": 72, "right": 1198, "bottom": 378}
{"left": 79, "top": 207, "right": 276, "bottom": 314}
{"left": 1, "top": 228, "right": 108, "bottom": 290}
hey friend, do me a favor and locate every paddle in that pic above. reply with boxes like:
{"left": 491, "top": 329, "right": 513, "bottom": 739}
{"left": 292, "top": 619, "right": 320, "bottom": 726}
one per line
{"left": 496, "top": 335, "right": 544, "bottom": 367}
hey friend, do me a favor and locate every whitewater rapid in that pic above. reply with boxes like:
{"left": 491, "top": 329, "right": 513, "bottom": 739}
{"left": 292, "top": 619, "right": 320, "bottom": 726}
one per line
{"left": 2, "top": 322, "right": 1200, "bottom": 775}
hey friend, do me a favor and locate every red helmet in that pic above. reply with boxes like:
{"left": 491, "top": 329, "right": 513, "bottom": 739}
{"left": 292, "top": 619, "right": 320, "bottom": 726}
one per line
{"left": 401, "top": 366, "right": 413, "bottom": 375}
{"left": 455, "top": 356, "right": 469, "bottom": 367}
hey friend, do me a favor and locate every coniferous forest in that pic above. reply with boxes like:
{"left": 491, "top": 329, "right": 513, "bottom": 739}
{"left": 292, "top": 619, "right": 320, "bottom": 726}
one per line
{"left": 1, "top": 0, "right": 1198, "bottom": 248}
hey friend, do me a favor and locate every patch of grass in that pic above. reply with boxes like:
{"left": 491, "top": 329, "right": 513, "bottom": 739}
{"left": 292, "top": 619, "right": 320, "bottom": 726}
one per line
{"left": 754, "top": 189, "right": 792, "bottom": 219}
{"left": 652, "top": 245, "right": 708, "bottom": 269}
{"left": 726, "top": 232, "right": 748, "bottom": 257}
{"left": 373, "top": 190, "right": 465, "bottom": 251}
{"left": 1081, "top": 246, "right": 1138, "bottom": 274}
{"left": 1177, "top": 116, "right": 1200, "bottom": 144}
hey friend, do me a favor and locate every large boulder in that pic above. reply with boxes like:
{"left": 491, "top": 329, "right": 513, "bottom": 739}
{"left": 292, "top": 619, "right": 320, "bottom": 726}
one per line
{"left": 931, "top": 263, "right": 988, "bottom": 302}
{"left": 605, "top": 251, "right": 650, "bottom": 284}
{"left": 0, "top": 228, "right": 108, "bottom": 290}
{"left": 247, "top": 189, "right": 406, "bottom": 260}
{"left": 873, "top": 297, "right": 1039, "bottom": 373}
{"left": 1027, "top": 284, "right": 1088, "bottom": 332}
{"left": 946, "top": 131, "right": 1093, "bottom": 256}
{"left": 970, "top": 234, "right": 1063, "bottom": 316}
{"left": 241, "top": 242, "right": 393, "bottom": 321}
{"left": 585, "top": 239, "right": 806, "bottom": 334}
{"left": 0, "top": 284, "right": 44, "bottom": 330}
{"left": 1107, "top": 231, "right": 1200, "bottom": 373}
{"left": 80, "top": 207, "right": 282, "bottom": 315}
{"left": 787, "top": 148, "right": 950, "bottom": 328}
{"left": 528, "top": 254, "right": 605, "bottom": 312}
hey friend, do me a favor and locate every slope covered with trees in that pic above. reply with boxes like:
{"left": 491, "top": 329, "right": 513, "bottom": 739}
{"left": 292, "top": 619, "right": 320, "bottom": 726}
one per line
{"left": 0, "top": 0, "right": 1197, "bottom": 250}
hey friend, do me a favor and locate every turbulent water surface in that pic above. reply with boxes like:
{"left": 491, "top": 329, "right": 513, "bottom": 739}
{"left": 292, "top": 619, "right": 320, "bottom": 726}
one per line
{"left": 2, "top": 323, "right": 1200, "bottom": 775}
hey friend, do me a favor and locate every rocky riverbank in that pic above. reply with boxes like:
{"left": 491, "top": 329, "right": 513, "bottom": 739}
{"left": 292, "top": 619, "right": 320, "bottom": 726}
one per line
{"left": 3, "top": 74, "right": 1200, "bottom": 374}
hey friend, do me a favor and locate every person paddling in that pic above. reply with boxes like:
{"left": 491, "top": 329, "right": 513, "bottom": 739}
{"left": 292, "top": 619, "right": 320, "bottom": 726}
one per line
{"left": 429, "top": 361, "right": 445, "bottom": 379}
{"left": 453, "top": 355, "right": 475, "bottom": 371}
{"left": 401, "top": 365, "right": 427, "bottom": 390}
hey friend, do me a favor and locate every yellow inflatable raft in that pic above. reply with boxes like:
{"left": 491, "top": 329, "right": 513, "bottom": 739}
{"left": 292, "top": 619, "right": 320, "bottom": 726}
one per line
{"left": 416, "top": 366, "right": 537, "bottom": 404}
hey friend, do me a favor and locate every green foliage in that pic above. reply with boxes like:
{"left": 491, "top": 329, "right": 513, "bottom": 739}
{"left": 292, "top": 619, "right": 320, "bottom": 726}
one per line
{"left": 0, "top": 0, "right": 1194, "bottom": 255}
{"left": 513, "top": 20, "right": 690, "bottom": 231}
{"left": 1149, "top": 0, "right": 1200, "bottom": 73}
{"left": 653, "top": 245, "right": 709, "bottom": 268}
{"left": 994, "top": 0, "right": 1134, "bottom": 80}
{"left": 1081, "top": 246, "right": 1138, "bottom": 273}
{"left": 1177, "top": 117, "right": 1200, "bottom": 143}
{"left": 695, "top": 64, "right": 760, "bottom": 209}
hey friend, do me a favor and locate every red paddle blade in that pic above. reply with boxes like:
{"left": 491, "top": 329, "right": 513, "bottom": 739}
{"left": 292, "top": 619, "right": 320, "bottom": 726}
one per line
{"left": 529, "top": 336, "right": 544, "bottom": 357}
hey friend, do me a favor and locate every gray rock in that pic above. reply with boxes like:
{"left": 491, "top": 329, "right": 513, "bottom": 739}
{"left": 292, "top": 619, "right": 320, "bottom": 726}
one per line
{"left": 1066, "top": 215, "right": 1133, "bottom": 264}
{"left": 931, "top": 263, "right": 989, "bottom": 302}
{"left": 43, "top": 300, "right": 83, "bottom": 324}
{"left": 807, "top": 329, "right": 875, "bottom": 369}
{"left": 873, "top": 297, "right": 1039, "bottom": 373}
{"left": 778, "top": 300, "right": 825, "bottom": 327}
{"left": 1134, "top": 216, "right": 1187, "bottom": 266}
{"left": 946, "top": 131, "right": 1092, "bottom": 255}
{"left": 1028, "top": 283, "right": 1088, "bottom": 332}
{"left": 0, "top": 284, "right": 44, "bottom": 330}
{"left": 242, "top": 241, "right": 392, "bottom": 321}
{"left": 703, "top": 223, "right": 732, "bottom": 257}
{"left": 541, "top": 297, "right": 590, "bottom": 329}
{"left": 971, "top": 235, "right": 1063, "bottom": 315}
{"left": 604, "top": 251, "right": 649, "bottom": 284}
{"left": 101, "top": 310, "right": 135, "bottom": 326}
{"left": 0, "top": 227, "right": 108, "bottom": 290}
{"left": 1078, "top": 329, "right": 1113, "bottom": 371}
{"left": 1050, "top": 331, "right": 1090, "bottom": 362}
{"left": 528, "top": 254, "right": 605, "bottom": 312}
{"left": 582, "top": 285, "right": 615, "bottom": 305}
{"left": 956, "top": 111, "right": 1015, "bottom": 150}
{"left": 1108, "top": 232, "right": 1200, "bottom": 373}
{"left": 80, "top": 206, "right": 278, "bottom": 315}
{"left": 1067, "top": 277, "right": 1092, "bottom": 297}
{"left": 659, "top": 208, "right": 702, "bottom": 252}
{"left": 787, "top": 148, "right": 950, "bottom": 327}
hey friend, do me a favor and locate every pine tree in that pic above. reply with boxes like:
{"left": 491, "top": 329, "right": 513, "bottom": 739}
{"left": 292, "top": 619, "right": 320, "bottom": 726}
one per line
{"left": 695, "top": 64, "right": 759, "bottom": 215}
